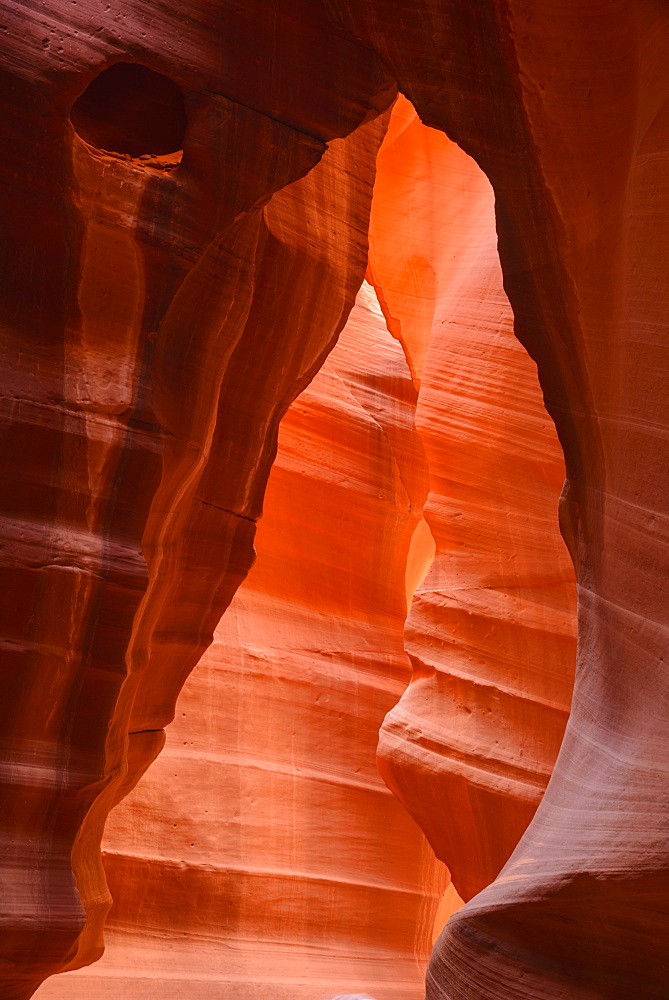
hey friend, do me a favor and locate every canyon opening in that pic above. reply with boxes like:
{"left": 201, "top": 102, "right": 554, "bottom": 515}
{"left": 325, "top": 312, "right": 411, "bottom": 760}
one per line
{"left": 1, "top": 5, "right": 668, "bottom": 1000}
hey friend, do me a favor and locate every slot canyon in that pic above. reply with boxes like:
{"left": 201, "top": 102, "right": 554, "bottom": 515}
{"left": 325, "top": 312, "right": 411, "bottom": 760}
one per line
{"left": 0, "top": 3, "right": 667, "bottom": 1000}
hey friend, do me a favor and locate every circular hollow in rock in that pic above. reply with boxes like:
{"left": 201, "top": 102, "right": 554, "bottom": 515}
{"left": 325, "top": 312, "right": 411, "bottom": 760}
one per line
{"left": 70, "top": 62, "right": 187, "bottom": 158}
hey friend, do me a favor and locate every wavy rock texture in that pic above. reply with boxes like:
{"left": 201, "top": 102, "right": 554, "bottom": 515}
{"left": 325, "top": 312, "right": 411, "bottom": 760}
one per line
{"left": 4, "top": 2, "right": 669, "bottom": 999}
{"left": 0, "top": 7, "right": 393, "bottom": 993}
{"left": 331, "top": 5, "right": 669, "bottom": 998}
{"left": 36, "top": 281, "right": 449, "bottom": 1000}
{"left": 35, "top": 99, "right": 574, "bottom": 999}
{"left": 369, "top": 97, "right": 576, "bottom": 903}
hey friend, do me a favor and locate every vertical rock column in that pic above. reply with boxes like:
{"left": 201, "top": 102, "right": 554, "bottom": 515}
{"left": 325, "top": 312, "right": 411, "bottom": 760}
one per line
{"left": 369, "top": 97, "right": 576, "bottom": 904}
{"left": 0, "top": 3, "right": 396, "bottom": 991}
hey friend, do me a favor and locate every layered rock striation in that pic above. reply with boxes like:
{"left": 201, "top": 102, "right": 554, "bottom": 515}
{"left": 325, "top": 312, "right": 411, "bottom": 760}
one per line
{"left": 337, "top": 6, "right": 669, "bottom": 997}
{"left": 0, "top": 9, "right": 393, "bottom": 993}
{"left": 35, "top": 100, "right": 575, "bottom": 999}
{"left": 369, "top": 97, "right": 576, "bottom": 903}
{"left": 36, "top": 281, "right": 448, "bottom": 1000}
{"left": 3, "top": 3, "right": 669, "bottom": 999}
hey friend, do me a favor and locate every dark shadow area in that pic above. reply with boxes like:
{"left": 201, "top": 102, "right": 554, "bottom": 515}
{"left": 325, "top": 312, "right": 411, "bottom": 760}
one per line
{"left": 70, "top": 62, "right": 186, "bottom": 157}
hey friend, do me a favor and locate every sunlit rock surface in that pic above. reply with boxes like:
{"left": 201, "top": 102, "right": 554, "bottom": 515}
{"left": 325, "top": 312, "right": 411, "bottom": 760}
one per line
{"left": 4, "top": 2, "right": 669, "bottom": 999}
{"left": 338, "top": 7, "right": 669, "bottom": 998}
{"left": 36, "top": 283, "right": 449, "bottom": 1000}
{"left": 35, "top": 101, "right": 574, "bottom": 1000}
{"left": 370, "top": 97, "right": 576, "bottom": 903}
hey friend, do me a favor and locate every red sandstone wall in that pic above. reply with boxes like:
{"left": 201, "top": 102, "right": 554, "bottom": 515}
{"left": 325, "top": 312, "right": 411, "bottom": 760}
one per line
{"left": 36, "top": 281, "right": 448, "bottom": 1000}
{"left": 35, "top": 100, "right": 575, "bottom": 999}
{"left": 3, "top": 3, "right": 669, "bottom": 999}
{"left": 337, "top": 6, "right": 669, "bottom": 997}
{"left": 369, "top": 97, "right": 576, "bottom": 903}
{"left": 0, "top": 11, "right": 392, "bottom": 988}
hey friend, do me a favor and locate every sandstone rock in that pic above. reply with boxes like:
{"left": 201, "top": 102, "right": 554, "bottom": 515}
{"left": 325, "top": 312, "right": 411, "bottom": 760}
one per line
{"left": 0, "top": 7, "right": 392, "bottom": 990}
{"left": 36, "top": 281, "right": 448, "bottom": 1000}
{"left": 34, "top": 97, "right": 576, "bottom": 1000}
{"left": 4, "top": 2, "right": 669, "bottom": 998}
{"left": 336, "top": 5, "right": 669, "bottom": 996}
{"left": 369, "top": 97, "right": 576, "bottom": 903}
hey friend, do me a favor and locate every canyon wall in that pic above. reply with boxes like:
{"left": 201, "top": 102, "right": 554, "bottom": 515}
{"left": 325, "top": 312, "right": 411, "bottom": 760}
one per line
{"left": 35, "top": 100, "right": 575, "bottom": 999}
{"left": 0, "top": 7, "right": 394, "bottom": 994}
{"left": 334, "top": 5, "right": 669, "bottom": 997}
{"left": 36, "top": 280, "right": 449, "bottom": 1000}
{"left": 369, "top": 97, "right": 576, "bottom": 904}
{"left": 3, "top": 2, "right": 669, "bottom": 999}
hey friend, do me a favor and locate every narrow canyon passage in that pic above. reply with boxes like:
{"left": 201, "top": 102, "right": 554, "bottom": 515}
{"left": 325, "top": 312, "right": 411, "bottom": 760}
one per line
{"left": 35, "top": 101, "right": 575, "bottom": 1000}
{"left": 4, "top": 5, "right": 669, "bottom": 1000}
{"left": 36, "top": 281, "right": 448, "bottom": 999}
